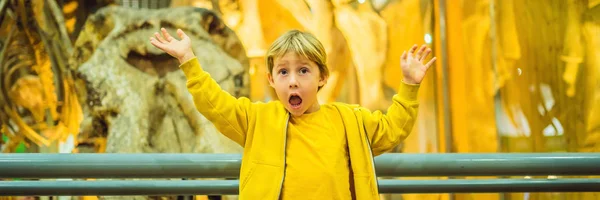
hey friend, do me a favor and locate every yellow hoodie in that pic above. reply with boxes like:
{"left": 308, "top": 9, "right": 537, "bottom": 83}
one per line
{"left": 181, "top": 58, "right": 419, "bottom": 199}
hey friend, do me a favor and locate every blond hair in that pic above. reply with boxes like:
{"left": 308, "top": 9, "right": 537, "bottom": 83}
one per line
{"left": 266, "top": 30, "right": 329, "bottom": 89}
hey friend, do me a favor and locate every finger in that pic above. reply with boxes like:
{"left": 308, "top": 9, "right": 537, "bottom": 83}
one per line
{"left": 420, "top": 48, "right": 431, "bottom": 62}
{"left": 161, "top": 28, "right": 173, "bottom": 42}
{"left": 177, "top": 29, "right": 188, "bottom": 40}
{"left": 401, "top": 50, "right": 407, "bottom": 61}
{"left": 154, "top": 32, "right": 166, "bottom": 43}
{"left": 409, "top": 44, "right": 418, "bottom": 53}
{"left": 416, "top": 45, "right": 427, "bottom": 60}
{"left": 408, "top": 44, "right": 418, "bottom": 58}
{"left": 150, "top": 37, "right": 166, "bottom": 49}
{"left": 424, "top": 57, "right": 437, "bottom": 69}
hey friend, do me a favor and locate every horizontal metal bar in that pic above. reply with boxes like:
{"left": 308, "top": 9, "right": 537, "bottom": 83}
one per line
{"left": 374, "top": 153, "right": 600, "bottom": 177}
{"left": 2, "top": 179, "right": 600, "bottom": 196}
{"left": 0, "top": 154, "right": 242, "bottom": 179}
{"left": 0, "top": 180, "right": 238, "bottom": 196}
{"left": 1, "top": 153, "right": 600, "bottom": 178}
{"left": 377, "top": 179, "right": 600, "bottom": 193}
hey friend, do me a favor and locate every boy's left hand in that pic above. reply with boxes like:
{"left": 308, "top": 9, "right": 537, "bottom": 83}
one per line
{"left": 401, "top": 44, "right": 437, "bottom": 84}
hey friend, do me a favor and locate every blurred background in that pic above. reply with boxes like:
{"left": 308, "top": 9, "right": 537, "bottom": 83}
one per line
{"left": 0, "top": 0, "right": 599, "bottom": 199}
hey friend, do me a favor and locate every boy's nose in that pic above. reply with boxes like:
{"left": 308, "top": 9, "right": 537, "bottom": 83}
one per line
{"left": 289, "top": 75, "right": 299, "bottom": 88}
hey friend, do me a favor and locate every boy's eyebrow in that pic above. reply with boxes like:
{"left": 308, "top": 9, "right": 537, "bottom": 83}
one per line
{"left": 273, "top": 63, "right": 287, "bottom": 70}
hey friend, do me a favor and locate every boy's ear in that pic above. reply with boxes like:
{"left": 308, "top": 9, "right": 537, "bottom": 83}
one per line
{"left": 318, "top": 75, "right": 327, "bottom": 87}
{"left": 267, "top": 72, "right": 275, "bottom": 88}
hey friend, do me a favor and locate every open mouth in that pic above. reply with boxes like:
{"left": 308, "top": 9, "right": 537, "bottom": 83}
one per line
{"left": 289, "top": 94, "right": 303, "bottom": 109}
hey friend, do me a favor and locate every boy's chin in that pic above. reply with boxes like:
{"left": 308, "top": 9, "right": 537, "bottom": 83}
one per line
{"left": 286, "top": 107, "right": 305, "bottom": 116}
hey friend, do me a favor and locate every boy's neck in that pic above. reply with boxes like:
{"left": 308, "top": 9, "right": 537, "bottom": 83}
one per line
{"left": 304, "top": 102, "right": 321, "bottom": 114}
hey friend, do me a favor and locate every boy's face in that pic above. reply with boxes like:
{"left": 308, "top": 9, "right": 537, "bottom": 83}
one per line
{"left": 268, "top": 52, "right": 326, "bottom": 117}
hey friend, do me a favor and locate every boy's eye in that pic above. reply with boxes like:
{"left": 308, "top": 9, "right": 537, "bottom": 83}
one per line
{"left": 279, "top": 69, "right": 288, "bottom": 75}
{"left": 300, "top": 68, "right": 309, "bottom": 74}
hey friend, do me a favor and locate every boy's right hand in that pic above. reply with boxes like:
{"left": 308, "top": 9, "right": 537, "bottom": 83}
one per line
{"left": 150, "top": 28, "right": 195, "bottom": 64}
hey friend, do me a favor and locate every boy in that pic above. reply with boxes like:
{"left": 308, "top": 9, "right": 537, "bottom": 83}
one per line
{"left": 150, "top": 28, "right": 436, "bottom": 200}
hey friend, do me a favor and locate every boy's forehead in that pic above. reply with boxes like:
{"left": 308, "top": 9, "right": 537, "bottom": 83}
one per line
{"left": 274, "top": 51, "right": 311, "bottom": 62}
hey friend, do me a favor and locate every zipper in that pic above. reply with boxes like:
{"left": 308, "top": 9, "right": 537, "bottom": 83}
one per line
{"left": 364, "top": 133, "right": 379, "bottom": 194}
{"left": 276, "top": 113, "right": 290, "bottom": 199}
{"left": 359, "top": 111, "right": 379, "bottom": 194}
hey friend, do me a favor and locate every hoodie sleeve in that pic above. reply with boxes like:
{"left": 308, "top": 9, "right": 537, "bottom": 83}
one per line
{"left": 180, "top": 57, "right": 253, "bottom": 146}
{"left": 358, "top": 82, "right": 420, "bottom": 156}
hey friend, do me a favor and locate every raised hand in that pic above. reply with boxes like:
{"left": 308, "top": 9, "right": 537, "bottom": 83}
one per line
{"left": 401, "top": 44, "right": 437, "bottom": 84}
{"left": 149, "top": 28, "right": 195, "bottom": 64}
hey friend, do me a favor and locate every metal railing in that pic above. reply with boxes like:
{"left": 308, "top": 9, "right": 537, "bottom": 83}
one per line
{"left": 1, "top": 153, "right": 599, "bottom": 196}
